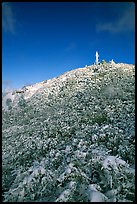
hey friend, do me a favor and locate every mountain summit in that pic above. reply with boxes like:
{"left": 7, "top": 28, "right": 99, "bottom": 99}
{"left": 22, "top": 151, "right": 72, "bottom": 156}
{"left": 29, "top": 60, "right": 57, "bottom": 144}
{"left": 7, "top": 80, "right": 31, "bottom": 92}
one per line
{"left": 2, "top": 62, "right": 135, "bottom": 202}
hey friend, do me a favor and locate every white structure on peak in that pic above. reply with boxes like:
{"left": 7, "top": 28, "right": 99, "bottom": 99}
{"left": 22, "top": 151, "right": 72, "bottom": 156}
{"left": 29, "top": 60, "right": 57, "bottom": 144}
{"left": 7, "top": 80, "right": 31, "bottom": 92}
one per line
{"left": 95, "top": 51, "right": 99, "bottom": 65}
{"left": 110, "top": 59, "right": 115, "bottom": 64}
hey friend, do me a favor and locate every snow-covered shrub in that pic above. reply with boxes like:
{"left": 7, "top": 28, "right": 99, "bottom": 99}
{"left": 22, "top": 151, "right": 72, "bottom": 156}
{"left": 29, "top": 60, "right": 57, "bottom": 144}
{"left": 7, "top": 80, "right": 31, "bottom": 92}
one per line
{"left": 101, "top": 59, "right": 107, "bottom": 64}
{"left": 2, "top": 63, "right": 135, "bottom": 202}
{"left": 18, "top": 95, "right": 27, "bottom": 108}
{"left": 6, "top": 98, "right": 12, "bottom": 110}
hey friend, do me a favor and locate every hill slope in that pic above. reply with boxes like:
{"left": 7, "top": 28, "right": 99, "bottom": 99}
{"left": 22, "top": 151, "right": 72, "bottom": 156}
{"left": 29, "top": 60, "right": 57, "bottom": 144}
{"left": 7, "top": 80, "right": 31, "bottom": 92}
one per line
{"left": 2, "top": 62, "right": 135, "bottom": 202}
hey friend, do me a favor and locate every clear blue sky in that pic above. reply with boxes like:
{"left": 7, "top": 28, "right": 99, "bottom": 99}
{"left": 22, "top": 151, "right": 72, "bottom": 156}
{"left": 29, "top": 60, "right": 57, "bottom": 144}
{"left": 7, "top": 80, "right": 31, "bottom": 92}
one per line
{"left": 2, "top": 2, "right": 135, "bottom": 90}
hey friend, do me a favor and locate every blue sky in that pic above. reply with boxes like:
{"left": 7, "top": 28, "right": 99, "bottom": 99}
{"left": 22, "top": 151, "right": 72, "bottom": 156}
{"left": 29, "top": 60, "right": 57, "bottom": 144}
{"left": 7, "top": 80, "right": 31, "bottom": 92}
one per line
{"left": 2, "top": 2, "right": 135, "bottom": 90}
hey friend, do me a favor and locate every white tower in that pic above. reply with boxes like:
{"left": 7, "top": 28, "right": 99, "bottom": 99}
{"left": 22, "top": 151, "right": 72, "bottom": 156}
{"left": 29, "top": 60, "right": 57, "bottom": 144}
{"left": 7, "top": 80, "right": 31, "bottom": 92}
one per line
{"left": 95, "top": 51, "right": 99, "bottom": 65}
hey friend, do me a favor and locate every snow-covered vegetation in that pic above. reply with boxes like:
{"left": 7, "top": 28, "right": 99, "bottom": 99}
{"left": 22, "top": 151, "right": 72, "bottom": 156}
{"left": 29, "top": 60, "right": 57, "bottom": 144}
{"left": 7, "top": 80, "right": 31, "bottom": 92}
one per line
{"left": 2, "top": 62, "right": 135, "bottom": 202}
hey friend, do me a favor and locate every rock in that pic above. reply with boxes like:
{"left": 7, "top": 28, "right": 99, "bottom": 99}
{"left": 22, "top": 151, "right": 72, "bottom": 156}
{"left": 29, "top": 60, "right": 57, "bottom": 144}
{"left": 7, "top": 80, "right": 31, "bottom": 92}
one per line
{"left": 15, "top": 90, "right": 24, "bottom": 93}
{"left": 88, "top": 184, "right": 108, "bottom": 202}
{"left": 89, "top": 190, "right": 108, "bottom": 202}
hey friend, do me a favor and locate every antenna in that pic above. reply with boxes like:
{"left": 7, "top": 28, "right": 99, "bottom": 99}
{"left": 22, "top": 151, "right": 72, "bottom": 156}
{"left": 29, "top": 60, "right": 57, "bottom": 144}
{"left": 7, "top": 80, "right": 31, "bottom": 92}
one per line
{"left": 95, "top": 51, "right": 99, "bottom": 65}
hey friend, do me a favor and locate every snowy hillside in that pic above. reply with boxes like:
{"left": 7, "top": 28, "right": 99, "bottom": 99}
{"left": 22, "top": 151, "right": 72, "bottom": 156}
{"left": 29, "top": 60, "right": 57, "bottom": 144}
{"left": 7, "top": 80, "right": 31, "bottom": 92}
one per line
{"left": 2, "top": 62, "right": 135, "bottom": 202}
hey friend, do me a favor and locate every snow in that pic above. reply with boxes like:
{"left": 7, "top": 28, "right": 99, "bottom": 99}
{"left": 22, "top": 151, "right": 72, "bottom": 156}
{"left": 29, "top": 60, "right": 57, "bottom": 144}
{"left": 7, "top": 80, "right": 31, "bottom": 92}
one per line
{"left": 56, "top": 181, "right": 76, "bottom": 202}
{"left": 88, "top": 185, "right": 108, "bottom": 202}
{"left": 102, "top": 156, "right": 127, "bottom": 171}
{"left": 65, "top": 145, "right": 72, "bottom": 153}
{"left": 2, "top": 62, "right": 135, "bottom": 202}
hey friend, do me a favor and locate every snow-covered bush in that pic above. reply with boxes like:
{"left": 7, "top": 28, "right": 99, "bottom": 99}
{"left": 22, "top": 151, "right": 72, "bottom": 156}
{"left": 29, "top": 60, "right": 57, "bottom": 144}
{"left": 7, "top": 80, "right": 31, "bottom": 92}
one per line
{"left": 18, "top": 95, "right": 27, "bottom": 108}
{"left": 6, "top": 98, "right": 12, "bottom": 110}
{"left": 2, "top": 63, "right": 135, "bottom": 202}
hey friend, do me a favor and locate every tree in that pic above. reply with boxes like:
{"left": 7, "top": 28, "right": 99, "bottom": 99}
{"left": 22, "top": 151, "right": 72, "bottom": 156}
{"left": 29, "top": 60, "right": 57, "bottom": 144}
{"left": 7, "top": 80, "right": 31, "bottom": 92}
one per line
{"left": 18, "top": 95, "right": 27, "bottom": 108}
{"left": 101, "top": 60, "right": 106, "bottom": 64}
{"left": 6, "top": 98, "right": 12, "bottom": 110}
